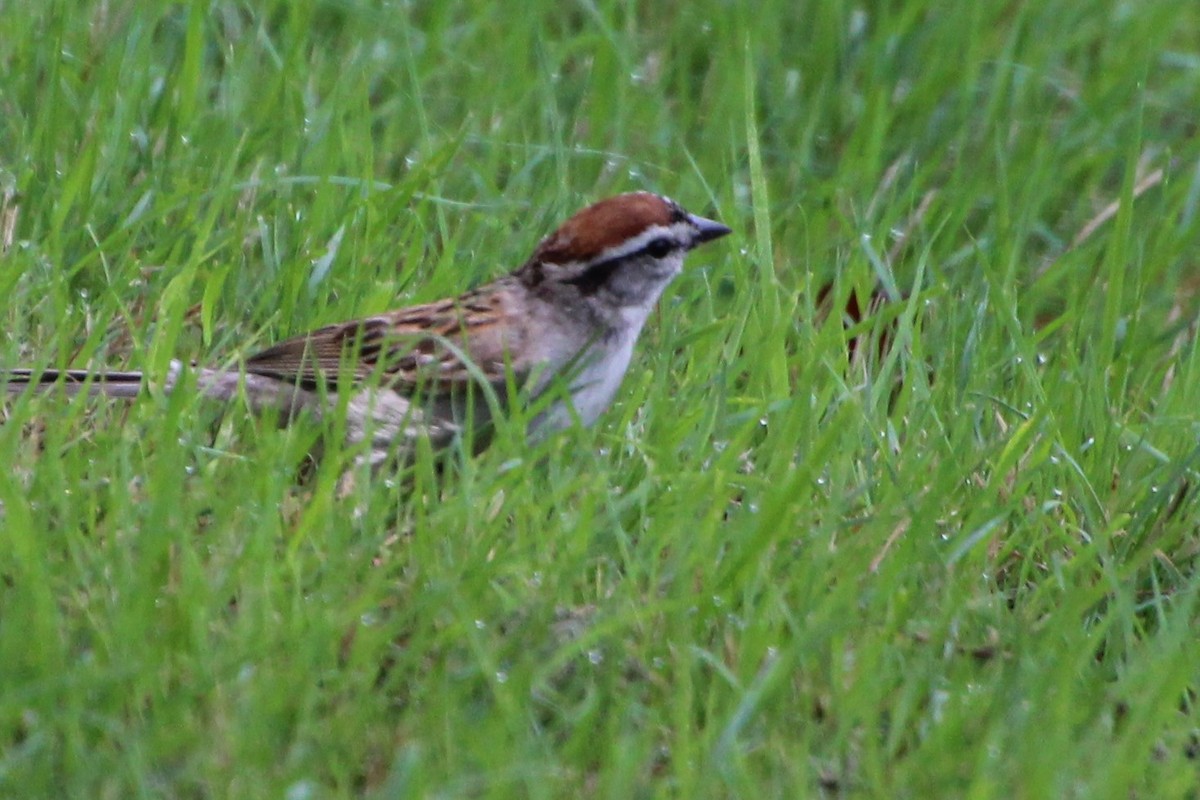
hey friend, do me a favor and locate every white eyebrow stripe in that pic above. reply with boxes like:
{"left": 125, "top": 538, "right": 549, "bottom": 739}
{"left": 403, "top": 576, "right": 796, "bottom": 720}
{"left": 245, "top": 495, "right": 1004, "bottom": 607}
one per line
{"left": 588, "top": 221, "right": 693, "bottom": 264}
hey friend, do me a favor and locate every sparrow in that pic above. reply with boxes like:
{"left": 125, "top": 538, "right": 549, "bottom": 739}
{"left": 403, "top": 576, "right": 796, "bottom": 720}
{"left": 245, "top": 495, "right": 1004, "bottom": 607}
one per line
{"left": 3, "top": 192, "right": 731, "bottom": 470}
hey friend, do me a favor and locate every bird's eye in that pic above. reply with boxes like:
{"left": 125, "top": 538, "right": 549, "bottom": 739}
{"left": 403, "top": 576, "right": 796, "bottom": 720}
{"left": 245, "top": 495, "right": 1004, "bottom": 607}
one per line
{"left": 644, "top": 238, "right": 674, "bottom": 259}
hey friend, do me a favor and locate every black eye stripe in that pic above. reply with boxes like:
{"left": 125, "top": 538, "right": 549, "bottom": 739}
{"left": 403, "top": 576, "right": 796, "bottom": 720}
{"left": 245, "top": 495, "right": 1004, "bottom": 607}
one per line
{"left": 562, "top": 237, "right": 679, "bottom": 295}
{"left": 563, "top": 256, "right": 620, "bottom": 295}
{"left": 643, "top": 237, "right": 675, "bottom": 259}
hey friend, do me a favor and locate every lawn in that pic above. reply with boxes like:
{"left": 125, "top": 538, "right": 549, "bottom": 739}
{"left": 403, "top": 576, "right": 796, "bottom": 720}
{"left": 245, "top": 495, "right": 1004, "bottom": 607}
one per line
{"left": 3, "top": 0, "right": 1200, "bottom": 796}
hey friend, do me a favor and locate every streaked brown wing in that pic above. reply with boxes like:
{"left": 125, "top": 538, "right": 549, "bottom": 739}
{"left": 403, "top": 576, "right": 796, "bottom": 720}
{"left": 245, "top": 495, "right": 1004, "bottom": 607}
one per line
{"left": 242, "top": 317, "right": 389, "bottom": 389}
{"left": 243, "top": 286, "right": 532, "bottom": 394}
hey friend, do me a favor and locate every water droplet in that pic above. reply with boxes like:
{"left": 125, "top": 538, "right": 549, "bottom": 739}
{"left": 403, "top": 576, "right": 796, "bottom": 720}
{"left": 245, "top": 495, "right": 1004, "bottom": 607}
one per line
{"left": 784, "top": 69, "right": 800, "bottom": 98}
{"left": 849, "top": 9, "right": 868, "bottom": 37}
{"left": 285, "top": 780, "right": 317, "bottom": 800}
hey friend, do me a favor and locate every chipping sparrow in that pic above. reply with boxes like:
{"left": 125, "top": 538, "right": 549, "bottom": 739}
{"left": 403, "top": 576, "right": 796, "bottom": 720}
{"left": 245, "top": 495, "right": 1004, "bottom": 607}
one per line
{"left": 4, "top": 192, "right": 731, "bottom": 469}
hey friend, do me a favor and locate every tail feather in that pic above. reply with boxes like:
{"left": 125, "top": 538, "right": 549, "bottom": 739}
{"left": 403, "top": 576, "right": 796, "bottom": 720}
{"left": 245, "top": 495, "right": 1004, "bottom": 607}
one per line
{"left": 5, "top": 362, "right": 433, "bottom": 474}
{"left": 3, "top": 368, "right": 146, "bottom": 398}
{"left": 4, "top": 362, "right": 322, "bottom": 418}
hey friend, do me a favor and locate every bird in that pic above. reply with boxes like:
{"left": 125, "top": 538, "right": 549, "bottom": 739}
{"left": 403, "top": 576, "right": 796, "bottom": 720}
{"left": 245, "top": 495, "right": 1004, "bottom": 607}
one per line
{"left": 3, "top": 192, "right": 731, "bottom": 472}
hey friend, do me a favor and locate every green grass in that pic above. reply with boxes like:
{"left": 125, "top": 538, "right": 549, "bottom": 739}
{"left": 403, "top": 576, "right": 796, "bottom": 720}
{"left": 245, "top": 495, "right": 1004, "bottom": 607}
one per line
{"left": 3, "top": 0, "right": 1200, "bottom": 796}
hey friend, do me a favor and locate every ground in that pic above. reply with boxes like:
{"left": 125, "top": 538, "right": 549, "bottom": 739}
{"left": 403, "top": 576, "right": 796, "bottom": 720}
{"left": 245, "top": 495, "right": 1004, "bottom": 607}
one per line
{"left": 2, "top": 1, "right": 1199, "bottom": 796}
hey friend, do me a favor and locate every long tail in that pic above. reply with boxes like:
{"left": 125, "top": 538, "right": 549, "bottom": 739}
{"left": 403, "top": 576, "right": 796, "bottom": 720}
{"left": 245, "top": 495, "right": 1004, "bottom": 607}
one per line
{"left": 3, "top": 361, "right": 323, "bottom": 417}
{"left": 3, "top": 368, "right": 147, "bottom": 398}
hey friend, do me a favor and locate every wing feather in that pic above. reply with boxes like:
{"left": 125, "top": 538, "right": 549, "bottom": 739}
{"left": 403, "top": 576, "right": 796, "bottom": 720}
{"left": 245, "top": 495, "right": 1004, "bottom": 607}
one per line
{"left": 242, "top": 282, "right": 534, "bottom": 394}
